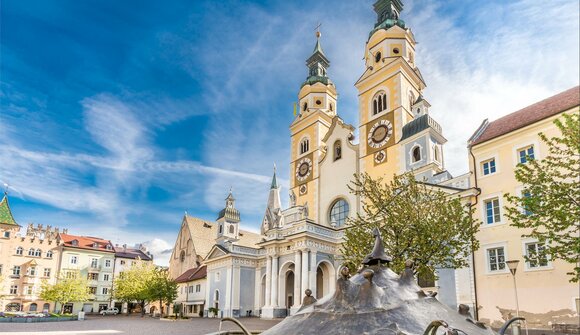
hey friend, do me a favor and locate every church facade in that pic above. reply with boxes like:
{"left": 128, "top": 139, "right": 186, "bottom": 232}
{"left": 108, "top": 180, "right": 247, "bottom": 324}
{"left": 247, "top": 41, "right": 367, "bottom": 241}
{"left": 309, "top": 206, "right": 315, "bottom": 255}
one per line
{"left": 170, "top": 0, "right": 476, "bottom": 319}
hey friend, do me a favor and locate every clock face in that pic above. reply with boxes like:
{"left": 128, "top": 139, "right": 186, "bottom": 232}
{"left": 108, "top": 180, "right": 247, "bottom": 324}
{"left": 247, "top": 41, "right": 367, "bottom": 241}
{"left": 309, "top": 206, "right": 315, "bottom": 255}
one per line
{"left": 295, "top": 157, "right": 312, "bottom": 182}
{"left": 367, "top": 119, "right": 393, "bottom": 149}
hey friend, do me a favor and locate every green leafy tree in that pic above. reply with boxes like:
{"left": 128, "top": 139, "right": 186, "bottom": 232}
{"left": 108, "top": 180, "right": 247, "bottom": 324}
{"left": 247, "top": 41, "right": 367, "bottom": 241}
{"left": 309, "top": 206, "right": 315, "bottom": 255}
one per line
{"left": 148, "top": 268, "right": 178, "bottom": 318}
{"left": 505, "top": 113, "right": 580, "bottom": 282}
{"left": 40, "top": 270, "right": 90, "bottom": 314}
{"left": 341, "top": 172, "right": 479, "bottom": 280}
{"left": 113, "top": 263, "right": 155, "bottom": 316}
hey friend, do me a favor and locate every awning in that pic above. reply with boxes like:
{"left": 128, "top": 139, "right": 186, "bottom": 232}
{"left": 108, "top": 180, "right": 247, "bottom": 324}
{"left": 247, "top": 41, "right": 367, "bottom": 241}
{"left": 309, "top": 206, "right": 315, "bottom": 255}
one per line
{"left": 183, "top": 301, "right": 204, "bottom": 305}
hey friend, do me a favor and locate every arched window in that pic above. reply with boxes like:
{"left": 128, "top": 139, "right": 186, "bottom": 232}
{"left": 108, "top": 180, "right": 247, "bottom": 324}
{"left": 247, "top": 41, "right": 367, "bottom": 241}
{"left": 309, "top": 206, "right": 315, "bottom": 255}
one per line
{"left": 16, "top": 247, "right": 23, "bottom": 255}
{"left": 29, "top": 303, "right": 38, "bottom": 312}
{"left": 28, "top": 248, "right": 35, "bottom": 256}
{"left": 42, "top": 303, "right": 50, "bottom": 311}
{"left": 228, "top": 225, "right": 234, "bottom": 234}
{"left": 214, "top": 290, "right": 220, "bottom": 301}
{"left": 329, "top": 198, "right": 350, "bottom": 227}
{"left": 372, "top": 91, "right": 387, "bottom": 115}
{"left": 333, "top": 141, "right": 342, "bottom": 161}
{"left": 433, "top": 145, "right": 440, "bottom": 162}
{"left": 179, "top": 250, "right": 185, "bottom": 262}
{"left": 300, "top": 138, "right": 310, "bottom": 155}
{"left": 219, "top": 224, "right": 223, "bottom": 234}
{"left": 412, "top": 146, "right": 421, "bottom": 163}
{"left": 35, "top": 249, "right": 42, "bottom": 257}
{"left": 46, "top": 250, "right": 53, "bottom": 258}
{"left": 303, "top": 102, "right": 308, "bottom": 111}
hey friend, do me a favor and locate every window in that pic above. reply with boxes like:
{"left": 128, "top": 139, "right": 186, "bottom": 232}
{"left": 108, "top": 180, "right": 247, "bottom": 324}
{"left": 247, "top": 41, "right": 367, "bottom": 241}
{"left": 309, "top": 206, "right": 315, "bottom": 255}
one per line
{"left": 10, "top": 285, "right": 18, "bottom": 295}
{"left": 102, "top": 287, "right": 109, "bottom": 295}
{"left": 46, "top": 250, "right": 53, "bottom": 258}
{"left": 228, "top": 225, "right": 234, "bottom": 234}
{"left": 333, "top": 141, "right": 342, "bottom": 161}
{"left": 29, "top": 303, "right": 38, "bottom": 312}
{"left": 71, "top": 240, "right": 79, "bottom": 246}
{"left": 522, "top": 190, "right": 533, "bottom": 216}
{"left": 487, "top": 247, "right": 506, "bottom": 272}
{"left": 26, "top": 286, "right": 33, "bottom": 295}
{"left": 104, "top": 259, "right": 111, "bottom": 268}
{"left": 89, "top": 287, "right": 97, "bottom": 294}
{"left": 3, "top": 231, "right": 10, "bottom": 238}
{"left": 482, "top": 159, "right": 496, "bottom": 175}
{"left": 93, "top": 242, "right": 99, "bottom": 248}
{"left": 525, "top": 242, "right": 550, "bottom": 269}
{"left": 303, "top": 102, "right": 308, "bottom": 111}
{"left": 27, "top": 266, "right": 37, "bottom": 276}
{"left": 43, "top": 303, "right": 50, "bottom": 311}
{"left": 189, "top": 286, "right": 194, "bottom": 293}
{"left": 218, "top": 225, "right": 223, "bottom": 234}
{"left": 120, "top": 260, "right": 126, "bottom": 265}
{"left": 0, "top": 264, "right": 2, "bottom": 275}
{"left": 374, "top": 51, "right": 382, "bottom": 63}
{"left": 65, "top": 271, "right": 76, "bottom": 279}
{"left": 484, "top": 198, "right": 501, "bottom": 224}
{"left": 372, "top": 91, "right": 387, "bottom": 115}
{"left": 43, "top": 268, "right": 51, "bottom": 277}
{"left": 16, "top": 246, "right": 23, "bottom": 255}
{"left": 34, "top": 249, "right": 42, "bottom": 257}
{"left": 518, "top": 145, "right": 535, "bottom": 164}
{"left": 88, "top": 273, "right": 98, "bottom": 280}
{"left": 13, "top": 266, "right": 21, "bottom": 276}
{"left": 91, "top": 258, "right": 98, "bottom": 268}
{"left": 412, "top": 146, "right": 421, "bottom": 163}
{"left": 300, "top": 138, "right": 310, "bottom": 155}
{"left": 28, "top": 248, "right": 35, "bottom": 256}
{"left": 70, "top": 256, "right": 78, "bottom": 265}
{"left": 180, "top": 250, "right": 186, "bottom": 262}
{"left": 103, "top": 274, "right": 110, "bottom": 281}
{"left": 329, "top": 199, "right": 350, "bottom": 227}
{"left": 196, "top": 284, "right": 201, "bottom": 292}
{"left": 105, "top": 244, "right": 112, "bottom": 250}
{"left": 433, "top": 145, "right": 440, "bottom": 162}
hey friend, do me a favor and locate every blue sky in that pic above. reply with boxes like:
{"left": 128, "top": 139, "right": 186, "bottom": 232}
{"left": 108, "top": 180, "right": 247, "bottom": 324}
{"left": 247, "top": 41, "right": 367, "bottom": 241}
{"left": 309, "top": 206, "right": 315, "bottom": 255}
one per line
{"left": 1, "top": 0, "right": 578, "bottom": 265}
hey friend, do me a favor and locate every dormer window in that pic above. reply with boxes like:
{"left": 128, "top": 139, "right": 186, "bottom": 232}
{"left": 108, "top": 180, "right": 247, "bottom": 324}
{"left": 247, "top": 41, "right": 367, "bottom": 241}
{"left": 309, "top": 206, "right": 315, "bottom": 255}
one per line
{"left": 300, "top": 138, "right": 310, "bottom": 155}
{"left": 372, "top": 91, "right": 387, "bottom": 115}
{"left": 71, "top": 240, "right": 79, "bottom": 247}
{"left": 93, "top": 242, "right": 99, "bottom": 248}
{"left": 105, "top": 244, "right": 112, "bottom": 250}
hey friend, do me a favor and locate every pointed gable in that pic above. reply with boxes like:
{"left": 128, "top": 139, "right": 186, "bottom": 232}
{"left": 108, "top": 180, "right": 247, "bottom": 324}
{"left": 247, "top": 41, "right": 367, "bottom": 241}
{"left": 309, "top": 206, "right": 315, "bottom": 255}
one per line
{"left": 0, "top": 193, "right": 18, "bottom": 226}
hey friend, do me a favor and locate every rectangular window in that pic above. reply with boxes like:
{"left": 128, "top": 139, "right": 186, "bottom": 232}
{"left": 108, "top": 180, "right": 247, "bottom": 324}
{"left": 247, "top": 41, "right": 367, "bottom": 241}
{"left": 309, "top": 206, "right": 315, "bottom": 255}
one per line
{"left": 103, "top": 274, "right": 110, "bottom": 281}
{"left": 16, "top": 247, "right": 23, "bottom": 255}
{"left": 27, "top": 266, "right": 37, "bottom": 276}
{"left": 189, "top": 286, "right": 193, "bottom": 293}
{"left": 487, "top": 247, "right": 506, "bottom": 272}
{"left": 66, "top": 271, "right": 76, "bottom": 279}
{"left": 518, "top": 145, "right": 535, "bottom": 164}
{"left": 89, "top": 287, "right": 97, "bottom": 294}
{"left": 43, "top": 268, "right": 51, "bottom": 277}
{"left": 88, "top": 273, "right": 98, "bottom": 280}
{"left": 26, "top": 286, "right": 33, "bottom": 295}
{"left": 90, "top": 258, "right": 98, "bottom": 268}
{"left": 485, "top": 198, "right": 501, "bottom": 224}
{"left": 482, "top": 159, "right": 497, "bottom": 175}
{"left": 104, "top": 259, "right": 111, "bottom": 268}
{"left": 3, "top": 231, "right": 10, "bottom": 238}
{"left": 521, "top": 190, "right": 533, "bottom": 215}
{"left": 102, "top": 287, "right": 109, "bottom": 295}
{"left": 120, "top": 260, "right": 126, "bottom": 265}
{"left": 70, "top": 256, "right": 78, "bottom": 265}
{"left": 13, "top": 266, "right": 21, "bottom": 276}
{"left": 10, "top": 285, "right": 17, "bottom": 295}
{"left": 526, "top": 242, "right": 549, "bottom": 268}
{"left": 196, "top": 284, "right": 201, "bottom": 293}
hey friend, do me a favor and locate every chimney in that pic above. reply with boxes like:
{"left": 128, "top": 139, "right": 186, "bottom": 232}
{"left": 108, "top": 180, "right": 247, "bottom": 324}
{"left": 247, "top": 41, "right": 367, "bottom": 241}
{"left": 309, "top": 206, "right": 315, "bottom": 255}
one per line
{"left": 123, "top": 244, "right": 127, "bottom": 252}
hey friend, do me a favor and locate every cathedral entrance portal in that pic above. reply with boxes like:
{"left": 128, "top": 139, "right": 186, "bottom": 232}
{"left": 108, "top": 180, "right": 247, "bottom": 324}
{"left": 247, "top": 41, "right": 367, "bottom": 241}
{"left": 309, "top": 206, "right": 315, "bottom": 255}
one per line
{"left": 285, "top": 271, "right": 295, "bottom": 314}
{"left": 316, "top": 261, "right": 335, "bottom": 299}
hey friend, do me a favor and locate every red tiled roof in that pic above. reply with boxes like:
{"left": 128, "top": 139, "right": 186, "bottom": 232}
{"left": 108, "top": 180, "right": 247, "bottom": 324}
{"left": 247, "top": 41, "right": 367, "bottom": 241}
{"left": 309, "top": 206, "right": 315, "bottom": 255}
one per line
{"left": 175, "top": 265, "right": 207, "bottom": 283}
{"left": 471, "top": 86, "right": 579, "bottom": 146}
{"left": 59, "top": 233, "right": 114, "bottom": 253}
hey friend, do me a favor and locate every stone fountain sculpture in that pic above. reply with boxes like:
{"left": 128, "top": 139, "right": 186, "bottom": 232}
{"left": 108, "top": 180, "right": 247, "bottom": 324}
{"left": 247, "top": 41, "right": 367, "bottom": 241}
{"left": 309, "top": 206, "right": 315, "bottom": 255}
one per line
{"left": 260, "top": 228, "right": 497, "bottom": 335}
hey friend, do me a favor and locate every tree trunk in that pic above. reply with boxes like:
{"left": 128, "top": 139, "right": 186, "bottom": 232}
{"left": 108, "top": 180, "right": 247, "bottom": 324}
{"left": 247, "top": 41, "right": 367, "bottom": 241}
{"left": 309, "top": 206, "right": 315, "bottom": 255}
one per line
{"left": 60, "top": 302, "right": 65, "bottom": 315}
{"left": 141, "top": 300, "right": 145, "bottom": 317}
{"left": 159, "top": 299, "right": 163, "bottom": 318}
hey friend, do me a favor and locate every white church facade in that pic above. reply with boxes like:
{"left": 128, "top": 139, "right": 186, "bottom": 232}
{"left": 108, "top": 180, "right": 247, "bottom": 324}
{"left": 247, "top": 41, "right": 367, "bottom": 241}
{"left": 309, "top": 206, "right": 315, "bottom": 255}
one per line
{"left": 169, "top": 0, "right": 476, "bottom": 319}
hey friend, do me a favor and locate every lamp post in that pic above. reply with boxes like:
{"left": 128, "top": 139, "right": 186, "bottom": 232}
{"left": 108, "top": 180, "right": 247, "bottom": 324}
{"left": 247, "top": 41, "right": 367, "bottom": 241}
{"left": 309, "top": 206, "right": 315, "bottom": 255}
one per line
{"left": 505, "top": 260, "right": 520, "bottom": 317}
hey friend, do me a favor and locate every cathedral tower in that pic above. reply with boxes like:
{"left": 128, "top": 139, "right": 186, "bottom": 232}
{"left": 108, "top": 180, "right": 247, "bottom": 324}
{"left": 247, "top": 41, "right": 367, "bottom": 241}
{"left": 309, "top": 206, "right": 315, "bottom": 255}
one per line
{"left": 216, "top": 190, "right": 240, "bottom": 244}
{"left": 355, "top": 0, "right": 426, "bottom": 182}
{"left": 289, "top": 31, "right": 337, "bottom": 220}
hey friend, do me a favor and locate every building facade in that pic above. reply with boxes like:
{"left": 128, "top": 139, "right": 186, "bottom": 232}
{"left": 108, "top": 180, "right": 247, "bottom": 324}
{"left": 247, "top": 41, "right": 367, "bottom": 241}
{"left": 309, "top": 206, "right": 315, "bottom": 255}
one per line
{"left": 112, "top": 244, "right": 153, "bottom": 314}
{"left": 468, "top": 87, "right": 580, "bottom": 328}
{"left": 175, "top": 265, "right": 206, "bottom": 317}
{"left": 170, "top": 0, "right": 477, "bottom": 320}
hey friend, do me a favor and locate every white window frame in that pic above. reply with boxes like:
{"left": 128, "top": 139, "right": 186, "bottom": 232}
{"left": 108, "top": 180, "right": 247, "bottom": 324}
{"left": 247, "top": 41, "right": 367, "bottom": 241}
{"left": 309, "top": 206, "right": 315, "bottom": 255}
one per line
{"left": 481, "top": 193, "right": 504, "bottom": 227}
{"left": 522, "top": 239, "right": 552, "bottom": 271}
{"left": 483, "top": 242, "right": 509, "bottom": 275}
{"left": 409, "top": 143, "right": 423, "bottom": 165}
{"left": 102, "top": 287, "right": 109, "bottom": 295}
{"left": 9, "top": 285, "right": 18, "bottom": 295}
{"left": 43, "top": 268, "right": 51, "bottom": 277}
{"left": 104, "top": 259, "right": 112, "bottom": 268}
{"left": 368, "top": 86, "right": 391, "bottom": 122}
{"left": 476, "top": 152, "right": 500, "bottom": 179}
{"left": 103, "top": 274, "right": 110, "bottom": 281}
{"left": 70, "top": 255, "right": 78, "bottom": 265}
{"left": 512, "top": 140, "right": 540, "bottom": 167}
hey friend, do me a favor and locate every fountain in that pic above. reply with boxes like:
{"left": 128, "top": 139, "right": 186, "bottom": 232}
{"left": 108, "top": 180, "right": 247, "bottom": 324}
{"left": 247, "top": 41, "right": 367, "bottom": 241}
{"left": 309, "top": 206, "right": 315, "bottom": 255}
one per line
{"left": 208, "top": 228, "right": 509, "bottom": 335}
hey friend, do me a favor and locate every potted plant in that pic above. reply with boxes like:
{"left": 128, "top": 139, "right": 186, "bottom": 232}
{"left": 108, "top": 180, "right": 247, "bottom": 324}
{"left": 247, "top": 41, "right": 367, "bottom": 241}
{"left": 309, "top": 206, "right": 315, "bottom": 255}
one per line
{"left": 208, "top": 307, "right": 219, "bottom": 318}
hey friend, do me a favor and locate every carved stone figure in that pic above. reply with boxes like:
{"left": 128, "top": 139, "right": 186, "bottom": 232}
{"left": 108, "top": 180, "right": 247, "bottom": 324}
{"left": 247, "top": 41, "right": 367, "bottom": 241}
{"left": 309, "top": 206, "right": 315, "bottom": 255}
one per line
{"left": 302, "top": 289, "right": 317, "bottom": 306}
{"left": 289, "top": 190, "right": 297, "bottom": 207}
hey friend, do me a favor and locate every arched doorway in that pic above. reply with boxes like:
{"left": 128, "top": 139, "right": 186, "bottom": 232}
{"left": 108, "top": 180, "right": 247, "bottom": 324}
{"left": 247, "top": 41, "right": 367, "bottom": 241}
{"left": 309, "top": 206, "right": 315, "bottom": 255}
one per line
{"left": 260, "top": 274, "right": 266, "bottom": 308}
{"left": 277, "top": 261, "right": 295, "bottom": 315}
{"left": 285, "top": 271, "right": 294, "bottom": 311}
{"left": 316, "top": 261, "right": 336, "bottom": 299}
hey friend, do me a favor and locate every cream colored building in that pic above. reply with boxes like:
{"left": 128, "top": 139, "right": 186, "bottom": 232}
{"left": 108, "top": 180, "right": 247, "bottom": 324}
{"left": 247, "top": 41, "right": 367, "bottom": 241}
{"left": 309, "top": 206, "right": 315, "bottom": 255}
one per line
{"left": 175, "top": 265, "right": 206, "bottom": 317}
{"left": 112, "top": 244, "right": 153, "bottom": 314}
{"left": 467, "top": 86, "right": 580, "bottom": 328}
{"left": 0, "top": 194, "right": 63, "bottom": 313}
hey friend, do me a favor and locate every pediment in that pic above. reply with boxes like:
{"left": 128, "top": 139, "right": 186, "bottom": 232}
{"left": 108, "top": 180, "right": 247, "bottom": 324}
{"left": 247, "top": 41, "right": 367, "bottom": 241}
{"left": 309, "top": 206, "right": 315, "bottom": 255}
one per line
{"left": 205, "top": 245, "right": 229, "bottom": 260}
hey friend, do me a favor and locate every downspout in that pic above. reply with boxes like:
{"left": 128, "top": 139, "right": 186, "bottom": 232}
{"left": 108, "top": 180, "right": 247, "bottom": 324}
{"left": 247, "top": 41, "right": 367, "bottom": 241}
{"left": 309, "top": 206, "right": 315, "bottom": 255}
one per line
{"left": 469, "top": 145, "right": 481, "bottom": 320}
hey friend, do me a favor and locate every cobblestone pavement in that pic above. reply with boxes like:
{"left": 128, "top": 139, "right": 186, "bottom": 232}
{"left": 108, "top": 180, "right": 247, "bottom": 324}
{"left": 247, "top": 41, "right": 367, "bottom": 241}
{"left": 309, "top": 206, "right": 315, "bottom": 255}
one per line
{"left": 0, "top": 315, "right": 282, "bottom": 335}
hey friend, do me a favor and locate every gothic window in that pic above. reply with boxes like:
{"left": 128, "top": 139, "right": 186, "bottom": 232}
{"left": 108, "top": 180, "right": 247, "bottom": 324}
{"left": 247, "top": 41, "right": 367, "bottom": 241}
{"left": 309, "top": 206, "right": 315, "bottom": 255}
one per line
{"left": 228, "top": 225, "right": 234, "bottom": 234}
{"left": 412, "top": 146, "right": 421, "bottom": 163}
{"left": 333, "top": 141, "right": 342, "bottom": 161}
{"left": 180, "top": 250, "right": 185, "bottom": 263}
{"left": 372, "top": 91, "right": 387, "bottom": 115}
{"left": 329, "top": 198, "right": 350, "bottom": 227}
{"left": 300, "top": 138, "right": 310, "bottom": 155}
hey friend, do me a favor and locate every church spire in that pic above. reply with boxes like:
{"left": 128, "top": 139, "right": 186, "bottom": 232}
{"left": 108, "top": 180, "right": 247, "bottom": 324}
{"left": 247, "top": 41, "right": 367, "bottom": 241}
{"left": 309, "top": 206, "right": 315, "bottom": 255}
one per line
{"left": 271, "top": 163, "right": 279, "bottom": 189}
{"left": 370, "top": 0, "right": 406, "bottom": 37}
{"left": 0, "top": 192, "right": 18, "bottom": 226}
{"left": 303, "top": 28, "right": 331, "bottom": 87}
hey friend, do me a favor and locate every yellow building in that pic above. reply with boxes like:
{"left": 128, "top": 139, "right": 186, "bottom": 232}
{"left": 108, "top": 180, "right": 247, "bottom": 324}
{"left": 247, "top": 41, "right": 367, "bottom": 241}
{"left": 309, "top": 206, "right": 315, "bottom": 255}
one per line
{"left": 467, "top": 86, "right": 580, "bottom": 328}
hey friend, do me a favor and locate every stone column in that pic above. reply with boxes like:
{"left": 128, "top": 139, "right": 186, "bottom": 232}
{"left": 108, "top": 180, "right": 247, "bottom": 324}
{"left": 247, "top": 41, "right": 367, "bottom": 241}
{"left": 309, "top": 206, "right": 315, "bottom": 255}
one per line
{"left": 301, "top": 249, "right": 309, "bottom": 298}
{"left": 309, "top": 250, "right": 318, "bottom": 298}
{"left": 293, "top": 251, "right": 302, "bottom": 309}
{"left": 270, "top": 255, "right": 279, "bottom": 307}
{"left": 265, "top": 256, "right": 271, "bottom": 307}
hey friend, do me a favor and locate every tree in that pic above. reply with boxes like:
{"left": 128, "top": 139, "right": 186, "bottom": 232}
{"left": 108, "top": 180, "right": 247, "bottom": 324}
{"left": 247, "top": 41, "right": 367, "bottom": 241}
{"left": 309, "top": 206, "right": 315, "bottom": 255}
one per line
{"left": 341, "top": 172, "right": 479, "bottom": 280}
{"left": 40, "top": 270, "right": 89, "bottom": 314}
{"left": 504, "top": 113, "right": 580, "bottom": 282}
{"left": 148, "top": 268, "right": 178, "bottom": 318}
{"left": 113, "top": 262, "right": 155, "bottom": 316}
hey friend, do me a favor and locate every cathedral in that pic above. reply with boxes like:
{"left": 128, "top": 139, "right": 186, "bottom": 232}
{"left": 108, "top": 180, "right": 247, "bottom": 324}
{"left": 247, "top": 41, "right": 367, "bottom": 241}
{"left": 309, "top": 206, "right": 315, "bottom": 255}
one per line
{"left": 169, "top": 0, "right": 475, "bottom": 319}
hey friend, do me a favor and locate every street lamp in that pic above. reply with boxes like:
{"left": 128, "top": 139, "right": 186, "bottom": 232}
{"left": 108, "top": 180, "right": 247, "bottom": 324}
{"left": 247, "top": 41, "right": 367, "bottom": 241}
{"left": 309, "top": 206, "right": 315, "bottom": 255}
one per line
{"left": 505, "top": 260, "right": 520, "bottom": 317}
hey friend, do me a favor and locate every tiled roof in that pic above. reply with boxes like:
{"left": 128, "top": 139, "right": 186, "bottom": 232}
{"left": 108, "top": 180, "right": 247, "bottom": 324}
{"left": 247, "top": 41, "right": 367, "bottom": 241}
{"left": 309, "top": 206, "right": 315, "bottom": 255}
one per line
{"left": 175, "top": 265, "right": 207, "bottom": 283}
{"left": 0, "top": 194, "right": 18, "bottom": 226}
{"left": 471, "top": 86, "right": 579, "bottom": 146}
{"left": 60, "top": 233, "right": 114, "bottom": 253}
{"left": 114, "top": 247, "right": 152, "bottom": 261}
{"left": 400, "top": 114, "right": 442, "bottom": 141}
